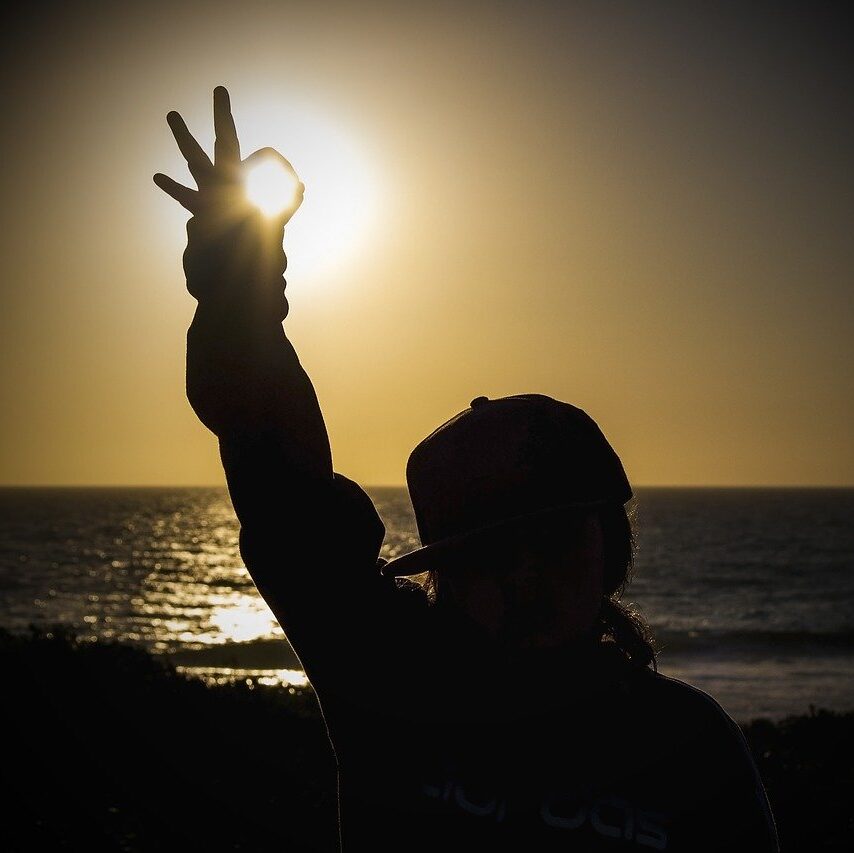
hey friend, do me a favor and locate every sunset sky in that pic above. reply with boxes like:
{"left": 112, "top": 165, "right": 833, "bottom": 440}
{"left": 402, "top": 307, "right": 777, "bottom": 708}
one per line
{"left": 1, "top": 2, "right": 851, "bottom": 486}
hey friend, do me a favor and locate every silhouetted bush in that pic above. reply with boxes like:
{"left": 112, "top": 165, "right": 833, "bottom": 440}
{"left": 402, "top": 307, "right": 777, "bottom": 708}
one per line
{"left": 1, "top": 628, "right": 851, "bottom": 851}
{"left": 742, "top": 709, "right": 854, "bottom": 851}
{"left": 0, "top": 627, "right": 335, "bottom": 852}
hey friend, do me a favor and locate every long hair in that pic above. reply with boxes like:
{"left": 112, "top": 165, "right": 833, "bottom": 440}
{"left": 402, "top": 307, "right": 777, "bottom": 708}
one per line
{"left": 596, "top": 501, "right": 658, "bottom": 671}
{"left": 420, "top": 501, "right": 658, "bottom": 671}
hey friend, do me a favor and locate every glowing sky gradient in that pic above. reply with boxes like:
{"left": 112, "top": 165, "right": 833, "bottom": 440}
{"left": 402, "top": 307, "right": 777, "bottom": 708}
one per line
{"left": 1, "top": 2, "right": 851, "bottom": 485}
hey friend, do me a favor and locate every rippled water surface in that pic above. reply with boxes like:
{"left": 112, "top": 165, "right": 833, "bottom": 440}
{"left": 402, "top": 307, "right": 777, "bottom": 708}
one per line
{"left": 1, "top": 486, "right": 852, "bottom": 719}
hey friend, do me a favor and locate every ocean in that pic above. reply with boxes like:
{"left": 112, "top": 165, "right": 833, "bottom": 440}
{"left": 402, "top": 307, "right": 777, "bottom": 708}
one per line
{"left": 1, "top": 486, "right": 852, "bottom": 721}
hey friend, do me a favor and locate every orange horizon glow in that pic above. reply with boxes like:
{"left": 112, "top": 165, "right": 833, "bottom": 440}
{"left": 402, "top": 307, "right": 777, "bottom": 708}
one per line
{"left": 1, "top": 3, "right": 852, "bottom": 488}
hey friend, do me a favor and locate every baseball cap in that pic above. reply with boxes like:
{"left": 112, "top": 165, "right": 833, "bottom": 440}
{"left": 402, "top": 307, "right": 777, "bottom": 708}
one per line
{"left": 382, "top": 393, "right": 632, "bottom": 576}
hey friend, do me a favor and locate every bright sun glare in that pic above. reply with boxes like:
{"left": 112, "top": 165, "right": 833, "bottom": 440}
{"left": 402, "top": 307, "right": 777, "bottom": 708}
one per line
{"left": 231, "top": 95, "right": 381, "bottom": 279}
{"left": 245, "top": 159, "right": 301, "bottom": 217}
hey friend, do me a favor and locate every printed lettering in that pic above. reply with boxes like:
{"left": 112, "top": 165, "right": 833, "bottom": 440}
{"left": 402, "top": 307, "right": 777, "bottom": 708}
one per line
{"left": 636, "top": 810, "right": 669, "bottom": 850}
{"left": 540, "top": 793, "right": 587, "bottom": 830}
{"left": 591, "top": 795, "right": 632, "bottom": 840}
{"left": 453, "top": 783, "right": 501, "bottom": 818}
{"left": 425, "top": 774, "right": 670, "bottom": 847}
{"left": 421, "top": 779, "right": 453, "bottom": 802}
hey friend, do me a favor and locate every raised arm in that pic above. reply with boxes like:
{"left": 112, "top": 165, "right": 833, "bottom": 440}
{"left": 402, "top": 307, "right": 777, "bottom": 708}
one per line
{"left": 155, "top": 88, "right": 331, "bottom": 489}
{"left": 155, "top": 89, "right": 403, "bottom": 712}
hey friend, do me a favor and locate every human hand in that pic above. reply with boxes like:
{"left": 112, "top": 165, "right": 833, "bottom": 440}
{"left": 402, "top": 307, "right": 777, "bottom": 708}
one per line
{"left": 154, "top": 87, "right": 304, "bottom": 312}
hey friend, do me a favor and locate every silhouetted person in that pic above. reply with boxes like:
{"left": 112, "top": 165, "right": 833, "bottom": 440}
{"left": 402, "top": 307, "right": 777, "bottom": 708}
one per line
{"left": 155, "top": 87, "right": 779, "bottom": 852}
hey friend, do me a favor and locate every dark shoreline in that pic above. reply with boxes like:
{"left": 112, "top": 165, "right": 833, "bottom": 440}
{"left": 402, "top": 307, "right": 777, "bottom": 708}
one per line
{"left": 1, "top": 628, "right": 852, "bottom": 851}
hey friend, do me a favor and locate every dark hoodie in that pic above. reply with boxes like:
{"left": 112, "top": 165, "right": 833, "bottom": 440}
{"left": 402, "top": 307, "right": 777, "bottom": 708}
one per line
{"left": 183, "top": 219, "right": 779, "bottom": 852}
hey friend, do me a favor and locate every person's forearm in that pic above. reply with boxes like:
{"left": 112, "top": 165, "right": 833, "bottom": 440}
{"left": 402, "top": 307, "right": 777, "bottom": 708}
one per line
{"left": 183, "top": 209, "right": 334, "bottom": 524}
{"left": 186, "top": 296, "right": 333, "bottom": 528}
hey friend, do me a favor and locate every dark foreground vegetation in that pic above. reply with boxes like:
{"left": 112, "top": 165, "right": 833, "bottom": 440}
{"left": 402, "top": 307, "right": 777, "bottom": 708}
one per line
{"left": 1, "top": 629, "right": 852, "bottom": 851}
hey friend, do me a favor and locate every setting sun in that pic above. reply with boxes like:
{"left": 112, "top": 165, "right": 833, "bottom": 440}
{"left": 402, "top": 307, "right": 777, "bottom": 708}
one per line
{"left": 235, "top": 95, "right": 381, "bottom": 278}
{"left": 244, "top": 157, "right": 301, "bottom": 217}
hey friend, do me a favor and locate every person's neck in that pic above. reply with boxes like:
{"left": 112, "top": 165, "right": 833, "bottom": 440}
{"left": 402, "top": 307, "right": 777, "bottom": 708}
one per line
{"left": 499, "top": 627, "right": 603, "bottom": 672}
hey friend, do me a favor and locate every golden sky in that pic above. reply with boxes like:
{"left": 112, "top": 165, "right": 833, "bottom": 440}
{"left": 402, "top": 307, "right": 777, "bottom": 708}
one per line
{"left": 1, "top": 2, "right": 851, "bottom": 486}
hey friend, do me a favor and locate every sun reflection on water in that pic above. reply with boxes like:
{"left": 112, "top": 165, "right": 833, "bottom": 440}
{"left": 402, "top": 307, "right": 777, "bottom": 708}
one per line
{"left": 176, "top": 667, "right": 309, "bottom": 689}
{"left": 208, "top": 596, "right": 280, "bottom": 644}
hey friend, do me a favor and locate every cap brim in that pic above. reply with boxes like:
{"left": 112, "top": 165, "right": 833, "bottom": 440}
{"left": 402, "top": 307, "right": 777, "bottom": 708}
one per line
{"left": 380, "top": 499, "right": 612, "bottom": 577}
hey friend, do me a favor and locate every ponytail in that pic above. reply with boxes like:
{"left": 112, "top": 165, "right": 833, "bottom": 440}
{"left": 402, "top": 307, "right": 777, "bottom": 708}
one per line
{"left": 597, "top": 597, "right": 658, "bottom": 671}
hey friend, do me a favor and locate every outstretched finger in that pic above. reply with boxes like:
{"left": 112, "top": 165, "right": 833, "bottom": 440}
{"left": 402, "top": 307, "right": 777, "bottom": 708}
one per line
{"left": 153, "top": 173, "right": 198, "bottom": 211}
{"left": 166, "top": 111, "right": 213, "bottom": 186}
{"left": 213, "top": 86, "right": 241, "bottom": 167}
